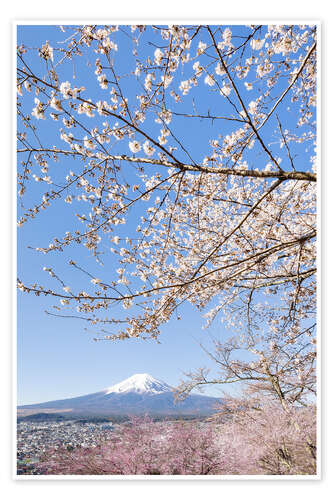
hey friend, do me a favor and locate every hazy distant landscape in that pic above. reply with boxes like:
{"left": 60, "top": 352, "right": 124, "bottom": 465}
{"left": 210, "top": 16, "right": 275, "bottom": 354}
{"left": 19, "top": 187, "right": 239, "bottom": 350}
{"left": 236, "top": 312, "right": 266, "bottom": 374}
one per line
{"left": 17, "top": 415, "right": 205, "bottom": 475}
{"left": 17, "top": 374, "right": 218, "bottom": 474}
{"left": 18, "top": 374, "right": 219, "bottom": 417}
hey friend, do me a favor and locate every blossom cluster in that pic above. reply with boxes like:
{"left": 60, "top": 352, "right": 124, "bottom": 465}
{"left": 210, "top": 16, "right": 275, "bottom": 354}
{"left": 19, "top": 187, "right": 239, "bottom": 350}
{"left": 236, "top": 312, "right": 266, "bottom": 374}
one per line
{"left": 36, "top": 403, "right": 316, "bottom": 476}
{"left": 17, "top": 24, "right": 317, "bottom": 360}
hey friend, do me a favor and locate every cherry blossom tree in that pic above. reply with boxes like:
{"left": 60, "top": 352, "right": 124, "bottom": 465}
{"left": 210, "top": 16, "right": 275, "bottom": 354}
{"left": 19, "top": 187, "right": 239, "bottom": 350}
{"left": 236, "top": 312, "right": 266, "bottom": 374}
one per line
{"left": 213, "top": 398, "right": 316, "bottom": 475}
{"left": 17, "top": 24, "right": 317, "bottom": 403}
{"left": 177, "top": 322, "right": 316, "bottom": 409}
{"left": 37, "top": 416, "right": 224, "bottom": 475}
{"left": 35, "top": 409, "right": 316, "bottom": 475}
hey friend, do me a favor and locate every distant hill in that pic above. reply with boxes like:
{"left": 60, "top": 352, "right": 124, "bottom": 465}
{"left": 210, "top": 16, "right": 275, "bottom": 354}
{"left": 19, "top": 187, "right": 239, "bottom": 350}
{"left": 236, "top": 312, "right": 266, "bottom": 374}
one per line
{"left": 17, "top": 412, "right": 67, "bottom": 422}
{"left": 18, "top": 373, "right": 220, "bottom": 416}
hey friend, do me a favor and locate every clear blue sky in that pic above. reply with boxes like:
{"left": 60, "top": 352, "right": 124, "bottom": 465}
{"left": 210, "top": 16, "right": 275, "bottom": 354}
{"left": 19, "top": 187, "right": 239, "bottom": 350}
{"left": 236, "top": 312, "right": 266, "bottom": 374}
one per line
{"left": 17, "top": 24, "right": 310, "bottom": 405}
{"left": 16, "top": 24, "right": 228, "bottom": 404}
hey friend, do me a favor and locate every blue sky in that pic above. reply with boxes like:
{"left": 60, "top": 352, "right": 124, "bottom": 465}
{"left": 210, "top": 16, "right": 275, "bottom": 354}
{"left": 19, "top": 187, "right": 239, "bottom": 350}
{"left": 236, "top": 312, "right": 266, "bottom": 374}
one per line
{"left": 16, "top": 24, "right": 313, "bottom": 405}
{"left": 16, "top": 24, "right": 234, "bottom": 404}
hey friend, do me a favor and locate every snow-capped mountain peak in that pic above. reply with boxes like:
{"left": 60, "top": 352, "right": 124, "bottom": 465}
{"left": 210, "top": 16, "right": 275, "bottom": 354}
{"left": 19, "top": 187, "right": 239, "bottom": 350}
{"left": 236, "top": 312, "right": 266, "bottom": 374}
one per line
{"left": 18, "top": 373, "right": 220, "bottom": 416}
{"left": 104, "top": 373, "right": 173, "bottom": 395}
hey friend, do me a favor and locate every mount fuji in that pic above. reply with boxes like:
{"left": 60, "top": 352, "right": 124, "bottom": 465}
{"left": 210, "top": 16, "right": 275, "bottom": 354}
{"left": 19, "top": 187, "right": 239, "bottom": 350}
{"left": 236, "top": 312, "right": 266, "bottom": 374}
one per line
{"left": 18, "top": 373, "right": 220, "bottom": 416}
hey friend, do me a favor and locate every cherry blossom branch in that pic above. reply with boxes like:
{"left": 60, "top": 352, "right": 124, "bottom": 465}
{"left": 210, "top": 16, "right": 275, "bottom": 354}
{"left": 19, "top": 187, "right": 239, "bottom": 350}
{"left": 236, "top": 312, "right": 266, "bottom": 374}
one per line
{"left": 17, "top": 147, "right": 316, "bottom": 182}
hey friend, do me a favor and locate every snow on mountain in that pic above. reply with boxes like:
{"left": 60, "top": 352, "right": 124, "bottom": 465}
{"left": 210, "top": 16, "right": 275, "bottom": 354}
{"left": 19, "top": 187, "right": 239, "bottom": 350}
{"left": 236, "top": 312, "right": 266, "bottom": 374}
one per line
{"left": 18, "top": 373, "right": 220, "bottom": 416}
{"left": 104, "top": 373, "right": 173, "bottom": 395}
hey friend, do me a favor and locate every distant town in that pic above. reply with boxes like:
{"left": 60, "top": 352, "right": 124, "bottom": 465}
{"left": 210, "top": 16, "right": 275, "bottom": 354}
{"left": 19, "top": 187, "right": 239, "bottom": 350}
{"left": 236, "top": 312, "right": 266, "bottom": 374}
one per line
{"left": 17, "top": 374, "right": 216, "bottom": 474}
{"left": 17, "top": 416, "right": 116, "bottom": 475}
{"left": 17, "top": 413, "right": 204, "bottom": 475}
